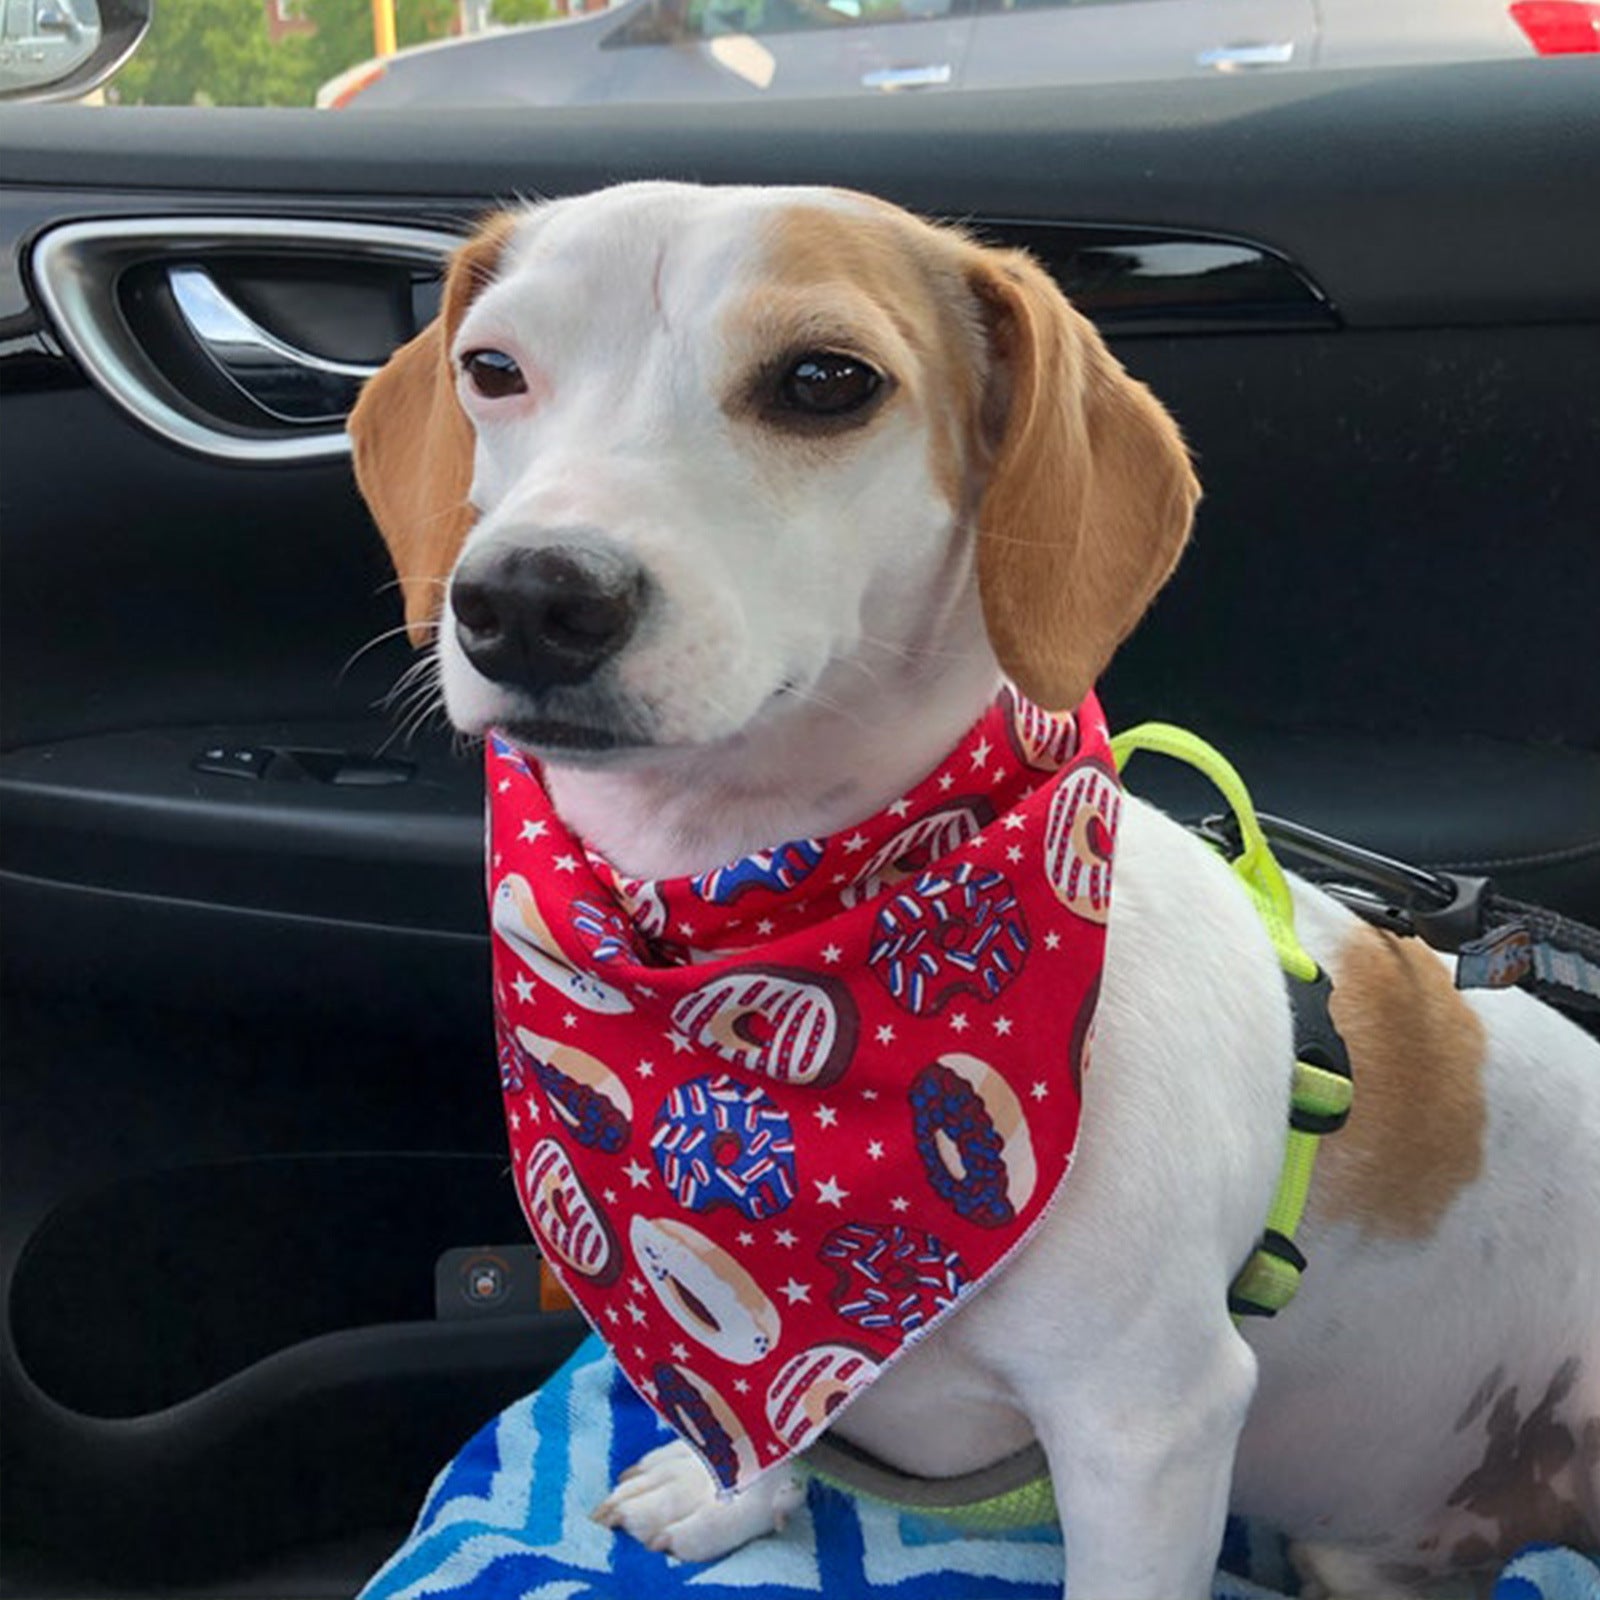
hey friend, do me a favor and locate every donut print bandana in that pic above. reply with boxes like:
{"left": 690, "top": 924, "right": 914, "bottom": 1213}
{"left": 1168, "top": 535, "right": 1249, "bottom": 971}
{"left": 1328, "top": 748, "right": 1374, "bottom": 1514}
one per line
{"left": 488, "top": 688, "right": 1118, "bottom": 1494}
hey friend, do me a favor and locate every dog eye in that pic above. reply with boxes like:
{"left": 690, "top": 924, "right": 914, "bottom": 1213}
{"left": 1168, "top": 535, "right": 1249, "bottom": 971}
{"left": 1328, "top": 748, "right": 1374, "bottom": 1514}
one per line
{"left": 778, "top": 352, "right": 882, "bottom": 417}
{"left": 461, "top": 348, "right": 528, "bottom": 399}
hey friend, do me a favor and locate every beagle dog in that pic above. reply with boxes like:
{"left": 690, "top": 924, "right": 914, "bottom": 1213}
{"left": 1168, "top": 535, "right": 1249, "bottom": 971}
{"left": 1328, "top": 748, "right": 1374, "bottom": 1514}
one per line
{"left": 350, "top": 182, "right": 1600, "bottom": 1599}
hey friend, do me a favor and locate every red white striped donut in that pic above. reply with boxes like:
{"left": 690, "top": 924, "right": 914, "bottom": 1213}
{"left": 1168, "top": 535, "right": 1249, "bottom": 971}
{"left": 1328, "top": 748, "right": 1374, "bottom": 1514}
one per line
{"left": 1044, "top": 759, "right": 1119, "bottom": 923}
{"left": 765, "top": 1342, "right": 879, "bottom": 1451}
{"left": 521, "top": 1138, "right": 621, "bottom": 1286}
{"left": 1005, "top": 687, "right": 1080, "bottom": 771}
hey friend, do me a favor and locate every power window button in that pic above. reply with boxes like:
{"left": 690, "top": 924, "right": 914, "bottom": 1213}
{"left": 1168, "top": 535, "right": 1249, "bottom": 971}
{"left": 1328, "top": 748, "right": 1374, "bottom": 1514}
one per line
{"left": 192, "top": 744, "right": 276, "bottom": 780}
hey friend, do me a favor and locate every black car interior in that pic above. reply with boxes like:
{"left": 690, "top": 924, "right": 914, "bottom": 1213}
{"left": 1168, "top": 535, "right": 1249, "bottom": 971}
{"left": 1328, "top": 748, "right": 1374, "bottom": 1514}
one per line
{"left": 2, "top": 57, "right": 1597, "bottom": 1594}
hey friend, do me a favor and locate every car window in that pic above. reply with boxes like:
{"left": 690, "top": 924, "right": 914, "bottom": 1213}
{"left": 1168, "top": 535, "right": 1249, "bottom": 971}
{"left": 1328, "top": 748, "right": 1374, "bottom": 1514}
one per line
{"left": 68, "top": 0, "right": 1598, "bottom": 110}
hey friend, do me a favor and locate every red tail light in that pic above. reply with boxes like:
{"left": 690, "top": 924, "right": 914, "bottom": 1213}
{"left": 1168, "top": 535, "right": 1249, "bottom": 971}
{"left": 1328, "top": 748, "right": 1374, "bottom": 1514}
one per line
{"left": 1509, "top": 0, "right": 1600, "bottom": 52}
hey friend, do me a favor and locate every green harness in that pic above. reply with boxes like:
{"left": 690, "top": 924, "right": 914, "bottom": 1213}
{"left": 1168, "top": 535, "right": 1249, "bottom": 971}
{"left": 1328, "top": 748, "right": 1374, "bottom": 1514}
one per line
{"left": 801, "top": 725, "right": 1354, "bottom": 1531}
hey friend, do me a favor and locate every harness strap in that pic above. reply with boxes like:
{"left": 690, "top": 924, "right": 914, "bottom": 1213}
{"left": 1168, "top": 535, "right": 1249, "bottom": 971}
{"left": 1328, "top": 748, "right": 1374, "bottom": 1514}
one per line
{"left": 1110, "top": 724, "right": 1352, "bottom": 1321}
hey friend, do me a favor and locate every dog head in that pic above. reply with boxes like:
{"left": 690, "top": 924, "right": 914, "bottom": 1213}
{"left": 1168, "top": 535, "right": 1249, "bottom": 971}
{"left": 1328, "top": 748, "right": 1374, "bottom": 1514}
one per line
{"left": 350, "top": 182, "right": 1198, "bottom": 761}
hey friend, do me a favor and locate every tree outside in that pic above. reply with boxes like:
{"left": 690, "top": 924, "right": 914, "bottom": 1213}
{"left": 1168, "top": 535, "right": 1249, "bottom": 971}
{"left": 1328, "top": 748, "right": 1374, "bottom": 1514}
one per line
{"left": 113, "top": 0, "right": 558, "bottom": 107}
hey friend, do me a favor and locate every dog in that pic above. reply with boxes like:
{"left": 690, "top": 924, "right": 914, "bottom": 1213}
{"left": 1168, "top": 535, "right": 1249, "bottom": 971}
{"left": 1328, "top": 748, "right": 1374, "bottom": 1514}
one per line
{"left": 349, "top": 181, "right": 1600, "bottom": 1599}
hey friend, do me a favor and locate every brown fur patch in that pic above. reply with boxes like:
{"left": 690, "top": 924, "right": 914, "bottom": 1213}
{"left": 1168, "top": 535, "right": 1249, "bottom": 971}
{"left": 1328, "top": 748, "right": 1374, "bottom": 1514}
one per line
{"left": 1446, "top": 1360, "right": 1593, "bottom": 1563}
{"left": 349, "top": 211, "right": 519, "bottom": 643}
{"left": 750, "top": 199, "right": 1200, "bottom": 712}
{"left": 1310, "top": 925, "right": 1488, "bottom": 1240}
{"left": 741, "top": 203, "right": 988, "bottom": 509}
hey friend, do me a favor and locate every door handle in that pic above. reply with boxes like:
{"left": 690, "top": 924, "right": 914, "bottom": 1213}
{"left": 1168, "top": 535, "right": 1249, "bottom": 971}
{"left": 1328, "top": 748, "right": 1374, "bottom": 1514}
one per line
{"left": 167, "top": 265, "right": 378, "bottom": 426}
{"left": 861, "top": 62, "right": 952, "bottom": 89}
{"left": 1196, "top": 41, "right": 1295, "bottom": 68}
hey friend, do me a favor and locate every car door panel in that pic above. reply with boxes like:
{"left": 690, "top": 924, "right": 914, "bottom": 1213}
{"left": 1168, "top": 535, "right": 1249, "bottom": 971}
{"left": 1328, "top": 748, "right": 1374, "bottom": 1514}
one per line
{"left": 2, "top": 59, "right": 1595, "bottom": 1590}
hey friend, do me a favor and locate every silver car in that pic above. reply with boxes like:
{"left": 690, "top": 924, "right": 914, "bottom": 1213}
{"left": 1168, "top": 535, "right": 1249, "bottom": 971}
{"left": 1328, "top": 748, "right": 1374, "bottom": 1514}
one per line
{"left": 317, "top": 0, "right": 1573, "bottom": 108}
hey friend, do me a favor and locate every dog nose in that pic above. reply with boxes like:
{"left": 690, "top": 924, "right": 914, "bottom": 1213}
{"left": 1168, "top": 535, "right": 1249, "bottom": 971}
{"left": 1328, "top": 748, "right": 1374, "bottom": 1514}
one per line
{"left": 451, "top": 545, "right": 646, "bottom": 693}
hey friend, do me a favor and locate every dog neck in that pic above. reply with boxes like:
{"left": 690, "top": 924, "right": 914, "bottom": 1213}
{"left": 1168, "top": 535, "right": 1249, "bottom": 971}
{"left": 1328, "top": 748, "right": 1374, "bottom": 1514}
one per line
{"left": 542, "top": 647, "right": 1004, "bottom": 881}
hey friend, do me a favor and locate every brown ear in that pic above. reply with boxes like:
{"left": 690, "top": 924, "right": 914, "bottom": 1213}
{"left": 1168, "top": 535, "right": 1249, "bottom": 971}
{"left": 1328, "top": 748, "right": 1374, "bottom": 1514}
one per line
{"left": 348, "top": 213, "right": 518, "bottom": 645}
{"left": 966, "top": 247, "right": 1200, "bottom": 710}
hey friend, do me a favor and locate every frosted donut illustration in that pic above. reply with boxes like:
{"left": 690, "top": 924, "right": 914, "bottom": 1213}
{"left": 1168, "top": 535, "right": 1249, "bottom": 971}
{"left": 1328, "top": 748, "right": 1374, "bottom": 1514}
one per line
{"left": 1004, "top": 688, "right": 1080, "bottom": 771}
{"left": 868, "top": 865, "right": 1030, "bottom": 1015}
{"left": 693, "top": 838, "right": 825, "bottom": 905}
{"left": 1044, "top": 760, "right": 1119, "bottom": 923}
{"left": 492, "top": 873, "right": 634, "bottom": 1014}
{"left": 498, "top": 1029, "right": 530, "bottom": 1094}
{"left": 521, "top": 1138, "right": 621, "bottom": 1286}
{"left": 516, "top": 1028, "right": 633, "bottom": 1153}
{"left": 671, "top": 965, "right": 859, "bottom": 1089}
{"left": 841, "top": 799, "right": 996, "bottom": 908}
{"left": 631, "top": 1215, "right": 782, "bottom": 1366}
{"left": 650, "top": 1074, "right": 797, "bottom": 1219}
{"left": 820, "top": 1223, "right": 968, "bottom": 1335}
{"left": 570, "top": 898, "right": 637, "bottom": 966}
{"left": 907, "top": 1054, "right": 1038, "bottom": 1228}
{"left": 652, "top": 1362, "right": 757, "bottom": 1490}
{"left": 766, "top": 1342, "right": 879, "bottom": 1452}
{"left": 613, "top": 873, "right": 670, "bottom": 941}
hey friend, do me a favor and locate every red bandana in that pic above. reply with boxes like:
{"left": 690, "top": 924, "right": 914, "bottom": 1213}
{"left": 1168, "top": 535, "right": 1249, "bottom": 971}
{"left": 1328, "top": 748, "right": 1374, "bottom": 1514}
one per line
{"left": 487, "top": 688, "right": 1119, "bottom": 1492}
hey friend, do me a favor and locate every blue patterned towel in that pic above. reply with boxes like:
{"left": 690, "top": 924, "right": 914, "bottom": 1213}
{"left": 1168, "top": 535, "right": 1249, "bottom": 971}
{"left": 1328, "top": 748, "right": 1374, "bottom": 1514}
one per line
{"left": 360, "top": 1336, "right": 1599, "bottom": 1600}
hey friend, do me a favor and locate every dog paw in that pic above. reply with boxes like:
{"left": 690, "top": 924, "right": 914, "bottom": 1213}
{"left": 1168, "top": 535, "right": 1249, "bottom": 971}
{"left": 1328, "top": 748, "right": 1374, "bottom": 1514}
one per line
{"left": 592, "top": 1439, "right": 806, "bottom": 1562}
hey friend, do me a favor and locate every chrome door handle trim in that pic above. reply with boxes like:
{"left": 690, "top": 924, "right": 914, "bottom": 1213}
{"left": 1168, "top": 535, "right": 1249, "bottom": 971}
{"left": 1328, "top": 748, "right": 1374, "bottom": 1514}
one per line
{"left": 29, "top": 215, "right": 466, "bottom": 465}
{"left": 1196, "top": 41, "right": 1295, "bottom": 68}
{"left": 861, "top": 62, "right": 952, "bottom": 89}
{"left": 167, "top": 265, "right": 377, "bottom": 426}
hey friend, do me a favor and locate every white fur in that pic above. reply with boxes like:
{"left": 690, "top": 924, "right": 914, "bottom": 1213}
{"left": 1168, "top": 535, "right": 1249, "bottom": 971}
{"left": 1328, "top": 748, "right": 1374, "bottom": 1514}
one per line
{"left": 419, "top": 183, "right": 1599, "bottom": 1597}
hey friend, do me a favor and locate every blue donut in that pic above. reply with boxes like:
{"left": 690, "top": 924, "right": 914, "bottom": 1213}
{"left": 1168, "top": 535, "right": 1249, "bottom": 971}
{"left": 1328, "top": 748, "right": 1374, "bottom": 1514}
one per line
{"left": 651, "top": 1074, "right": 797, "bottom": 1219}
{"left": 908, "top": 1061, "right": 1014, "bottom": 1227}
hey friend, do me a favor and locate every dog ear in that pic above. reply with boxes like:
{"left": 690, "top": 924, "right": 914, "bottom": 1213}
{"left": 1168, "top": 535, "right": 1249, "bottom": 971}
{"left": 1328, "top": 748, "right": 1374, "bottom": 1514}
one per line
{"left": 349, "top": 213, "right": 517, "bottom": 645}
{"left": 965, "top": 247, "right": 1199, "bottom": 711}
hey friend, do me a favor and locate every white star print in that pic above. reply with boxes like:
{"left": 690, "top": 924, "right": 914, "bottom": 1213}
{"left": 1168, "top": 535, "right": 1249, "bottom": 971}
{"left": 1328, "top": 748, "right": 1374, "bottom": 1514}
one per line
{"left": 512, "top": 974, "right": 535, "bottom": 1004}
{"left": 815, "top": 1105, "right": 839, "bottom": 1128}
{"left": 603, "top": 1188, "right": 618, "bottom": 1203}
{"left": 994, "top": 1016, "right": 1015, "bottom": 1036}
{"left": 780, "top": 1278, "right": 812, "bottom": 1304}
{"left": 604, "top": 1306, "right": 619, "bottom": 1323}
{"left": 1044, "top": 931, "right": 1062, "bottom": 950}
{"left": 1003, "top": 813, "right": 1028, "bottom": 831}
{"left": 627, "top": 1303, "right": 647, "bottom": 1325}
{"left": 563, "top": 1012, "right": 578, "bottom": 1029}
{"left": 756, "top": 918, "right": 776, "bottom": 936}
{"left": 816, "top": 1176, "right": 848, "bottom": 1207}
{"left": 887, "top": 799, "right": 913, "bottom": 818}
{"left": 624, "top": 1159, "right": 652, "bottom": 1188}
{"left": 519, "top": 819, "right": 546, "bottom": 841}
{"left": 553, "top": 853, "right": 579, "bottom": 873}
{"left": 677, "top": 920, "right": 695, "bottom": 937}
{"left": 938, "top": 772, "right": 955, "bottom": 791}
{"left": 639, "top": 1378, "right": 657, "bottom": 1399}
{"left": 861, "top": 1088, "right": 879, "bottom": 1101}
{"left": 1031, "top": 1081, "right": 1050, "bottom": 1100}
{"left": 842, "top": 832, "right": 868, "bottom": 853}
{"left": 667, "top": 1031, "right": 692, "bottom": 1053}
{"left": 637, "top": 1060, "right": 655, "bottom": 1079}
{"left": 670, "top": 1342, "right": 690, "bottom": 1361}
{"left": 970, "top": 737, "right": 993, "bottom": 769}
{"left": 949, "top": 1012, "right": 970, "bottom": 1033}
{"left": 733, "top": 1379, "right": 750, "bottom": 1394}
{"left": 774, "top": 1229, "right": 798, "bottom": 1248}
{"left": 890, "top": 1196, "right": 910, "bottom": 1213}
{"left": 629, "top": 1276, "right": 647, "bottom": 1296}
{"left": 1007, "top": 845, "right": 1025, "bottom": 863}
{"left": 867, "top": 1140, "right": 885, "bottom": 1160}
{"left": 508, "top": 1109, "right": 521, "bottom": 1131}
{"left": 738, "top": 1231, "right": 755, "bottom": 1246}
{"left": 875, "top": 1024, "right": 896, "bottom": 1045}
{"left": 498, "top": 778, "right": 512, "bottom": 794}
{"left": 821, "top": 944, "right": 843, "bottom": 964}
